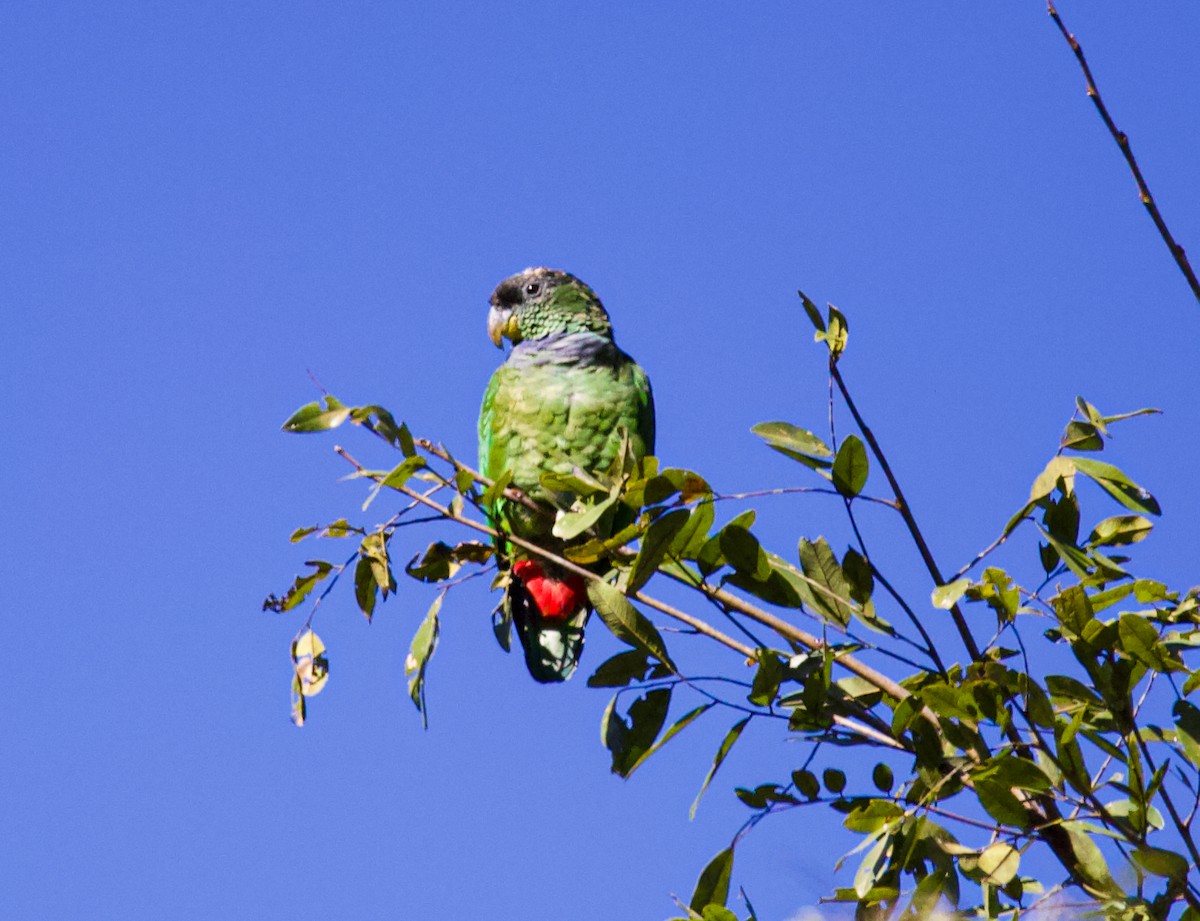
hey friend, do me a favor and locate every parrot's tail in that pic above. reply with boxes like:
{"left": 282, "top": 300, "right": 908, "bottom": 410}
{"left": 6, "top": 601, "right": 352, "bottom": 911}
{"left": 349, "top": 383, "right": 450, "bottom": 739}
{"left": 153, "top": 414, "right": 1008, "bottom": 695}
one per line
{"left": 507, "top": 560, "right": 589, "bottom": 683}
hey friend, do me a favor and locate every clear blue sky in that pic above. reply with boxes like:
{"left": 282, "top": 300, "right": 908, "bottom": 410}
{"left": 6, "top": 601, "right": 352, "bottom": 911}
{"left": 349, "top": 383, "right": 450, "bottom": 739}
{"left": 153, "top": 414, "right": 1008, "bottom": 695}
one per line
{"left": 4, "top": 4, "right": 1199, "bottom": 919}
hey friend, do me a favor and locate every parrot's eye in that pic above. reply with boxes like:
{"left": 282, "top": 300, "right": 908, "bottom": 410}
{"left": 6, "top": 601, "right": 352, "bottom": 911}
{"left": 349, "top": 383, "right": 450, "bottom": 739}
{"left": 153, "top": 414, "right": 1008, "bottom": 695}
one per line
{"left": 524, "top": 282, "right": 541, "bottom": 297}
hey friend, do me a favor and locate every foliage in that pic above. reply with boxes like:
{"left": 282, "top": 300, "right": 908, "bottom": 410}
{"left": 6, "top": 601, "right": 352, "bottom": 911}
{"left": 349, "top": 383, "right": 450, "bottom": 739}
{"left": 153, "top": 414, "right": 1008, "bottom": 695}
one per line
{"left": 267, "top": 297, "right": 1200, "bottom": 921}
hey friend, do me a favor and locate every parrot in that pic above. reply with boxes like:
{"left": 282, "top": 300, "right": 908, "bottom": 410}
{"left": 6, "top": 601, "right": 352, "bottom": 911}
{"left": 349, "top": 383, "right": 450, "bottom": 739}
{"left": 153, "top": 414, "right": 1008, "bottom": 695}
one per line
{"left": 478, "top": 267, "right": 655, "bottom": 682}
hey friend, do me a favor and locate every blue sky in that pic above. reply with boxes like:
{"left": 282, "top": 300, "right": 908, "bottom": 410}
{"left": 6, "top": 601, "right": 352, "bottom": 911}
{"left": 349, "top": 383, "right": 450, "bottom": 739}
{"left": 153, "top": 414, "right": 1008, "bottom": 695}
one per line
{"left": 4, "top": 3, "right": 1199, "bottom": 919}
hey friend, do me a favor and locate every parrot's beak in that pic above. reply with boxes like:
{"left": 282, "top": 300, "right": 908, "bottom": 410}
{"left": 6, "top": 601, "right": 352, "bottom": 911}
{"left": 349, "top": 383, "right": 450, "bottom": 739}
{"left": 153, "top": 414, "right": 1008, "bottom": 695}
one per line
{"left": 487, "top": 304, "right": 519, "bottom": 348}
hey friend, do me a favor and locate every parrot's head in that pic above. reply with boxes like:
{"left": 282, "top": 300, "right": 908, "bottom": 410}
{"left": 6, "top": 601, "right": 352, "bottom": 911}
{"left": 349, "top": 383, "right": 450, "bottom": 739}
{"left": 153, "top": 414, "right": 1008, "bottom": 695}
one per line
{"left": 487, "top": 267, "right": 613, "bottom": 348}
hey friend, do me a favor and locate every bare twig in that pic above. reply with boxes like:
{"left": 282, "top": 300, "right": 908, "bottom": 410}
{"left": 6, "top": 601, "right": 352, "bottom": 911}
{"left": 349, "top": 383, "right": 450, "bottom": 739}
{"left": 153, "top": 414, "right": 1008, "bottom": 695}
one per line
{"left": 715, "top": 486, "right": 898, "bottom": 509}
{"left": 1047, "top": 1, "right": 1200, "bottom": 305}
{"left": 831, "top": 364, "right": 983, "bottom": 662}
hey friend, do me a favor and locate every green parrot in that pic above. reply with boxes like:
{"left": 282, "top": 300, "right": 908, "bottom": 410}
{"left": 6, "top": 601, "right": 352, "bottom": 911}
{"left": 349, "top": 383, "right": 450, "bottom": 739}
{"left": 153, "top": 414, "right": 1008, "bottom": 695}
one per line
{"left": 478, "top": 267, "right": 655, "bottom": 682}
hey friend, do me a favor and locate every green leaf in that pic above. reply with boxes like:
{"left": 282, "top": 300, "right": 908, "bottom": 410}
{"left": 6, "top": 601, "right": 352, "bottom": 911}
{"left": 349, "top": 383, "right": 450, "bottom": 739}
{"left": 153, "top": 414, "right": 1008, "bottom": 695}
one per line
{"left": 972, "top": 756, "right": 1053, "bottom": 794}
{"left": 492, "top": 593, "right": 512, "bottom": 652}
{"left": 564, "top": 521, "right": 644, "bottom": 565}
{"left": 1046, "top": 674, "right": 1103, "bottom": 708}
{"left": 1029, "top": 456, "right": 1077, "bottom": 503}
{"left": 397, "top": 421, "right": 416, "bottom": 457}
{"left": 1076, "top": 396, "right": 1107, "bottom": 433}
{"left": 1119, "top": 613, "right": 1182, "bottom": 673}
{"left": 747, "top": 649, "right": 785, "bottom": 707}
{"left": 689, "top": 847, "right": 734, "bottom": 913}
{"left": 1061, "top": 420, "right": 1103, "bottom": 452}
{"left": 1132, "top": 846, "right": 1189, "bottom": 884}
{"left": 263, "top": 559, "right": 334, "bottom": 613}
{"left": 831, "top": 435, "right": 868, "bottom": 497}
{"left": 1173, "top": 700, "right": 1200, "bottom": 768}
{"left": 321, "top": 518, "right": 356, "bottom": 539}
{"left": 658, "top": 467, "right": 711, "bottom": 503}
{"left": 353, "top": 555, "right": 377, "bottom": 620}
{"left": 281, "top": 397, "right": 352, "bottom": 433}
{"left": 587, "top": 650, "right": 651, "bottom": 688}
{"left": 628, "top": 508, "right": 689, "bottom": 593}
{"left": 853, "top": 831, "right": 890, "bottom": 898}
{"left": 405, "top": 594, "right": 442, "bottom": 729}
{"left": 841, "top": 547, "right": 874, "bottom": 604}
{"left": 720, "top": 525, "right": 771, "bottom": 581}
{"left": 1043, "top": 491, "right": 1080, "bottom": 545}
{"left": 792, "top": 769, "right": 820, "bottom": 800}
{"left": 691, "top": 718, "right": 750, "bottom": 819}
{"left": 1133, "top": 579, "right": 1173, "bottom": 603}
{"left": 623, "top": 702, "right": 714, "bottom": 777}
{"left": 671, "top": 501, "right": 715, "bottom": 560}
{"left": 552, "top": 493, "right": 619, "bottom": 540}
{"left": 823, "top": 768, "right": 846, "bottom": 794}
{"left": 361, "top": 455, "right": 426, "bottom": 510}
{"left": 405, "top": 541, "right": 457, "bottom": 584}
{"left": 921, "top": 683, "right": 980, "bottom": 722}
{"left": 1038, "top": 528, "right": 1093, "bottom": 580}
{"left": 1054, "top": 585, "right": 1095, "bottom": 637}
{"left": 872, "top": 762, "right": 894, "bottom": 793}
{"left": 1056, "top": 714, "right": 1091, "bottom": 795}
{"left": 798, "top": 537, "right": 853, "bottom": 627}
{"left": 932, "top": 578, "right": 970, "bottom": 610}
{"left": 977, "top": 843, "right": 1020, "bottom": 887}
{"left": 821, "top": 304, "right": 849, "bottom": 362}
{"left": 724, "top": 552, "right": 806, "bottom": 610}
{"left": 604, "top": 688, "right": 672, "bottom": 777}
{"left": 974, "top": 779, "right": 1031, "bottom": 829}
{"left": 842, "top": 800, "right": 902, "bottom": 833}
{"left": 587, "top": 581, "right": 676, "bottom": 672}
{"left": 797, "top": 289, "right": 826, "bottom": 332}
{"left": 481, "top": 468, "right": 514, "bottom": 510}
{"left": 1071, "top": 457, "right": 1161, "bottom": 516}
{"left": 348, "top": 403, "right": 407, "bottom": 448}
{"left": 749, "top": 422, "right": 833, "bottom": 469}
{"left": 1063, "top": 821, "right": 1122, "bottom": 899}
{"left": 1100, "top": 406, "right": 1161, "bottom": 425}
{"left": 1088, "top": 515, "right": 1153, "bottom": 547}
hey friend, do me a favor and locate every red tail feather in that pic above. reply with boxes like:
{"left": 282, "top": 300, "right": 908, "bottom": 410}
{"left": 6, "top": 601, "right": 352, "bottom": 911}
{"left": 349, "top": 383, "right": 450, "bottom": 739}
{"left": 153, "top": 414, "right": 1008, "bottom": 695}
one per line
{"left": 512, "top": 560, "right": 586, "bottom": 620}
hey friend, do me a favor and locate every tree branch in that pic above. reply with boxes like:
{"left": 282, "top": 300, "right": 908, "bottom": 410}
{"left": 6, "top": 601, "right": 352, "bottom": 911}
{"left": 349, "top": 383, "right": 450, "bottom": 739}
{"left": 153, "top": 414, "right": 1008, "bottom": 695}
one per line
{"left": 1047, "top": 1, "right": 1200, "bottom": 306}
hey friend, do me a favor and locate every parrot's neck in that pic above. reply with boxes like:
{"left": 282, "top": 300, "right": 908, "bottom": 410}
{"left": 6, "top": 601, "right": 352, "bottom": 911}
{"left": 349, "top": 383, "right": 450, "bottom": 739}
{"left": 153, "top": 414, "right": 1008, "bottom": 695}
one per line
{"left": 508, "top": 330, "right": 617, "bottom": 368}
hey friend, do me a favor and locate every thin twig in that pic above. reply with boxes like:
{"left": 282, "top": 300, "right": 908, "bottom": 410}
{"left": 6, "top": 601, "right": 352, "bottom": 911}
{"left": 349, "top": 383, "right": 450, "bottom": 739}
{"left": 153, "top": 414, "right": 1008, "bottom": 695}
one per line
{"left": 715, "top": 486, "right": 897, "bottom": 509}
{"left": 1047, "top": 1, "right": 1200, "bottom": 305}
{"left": 831, "top": 364, "right": 983, "bottom": 662}
{"left": 870, "top": 564, "right": 947, "bottom": 676}
{"left": 951, "top": 516, "right": 1030, "bottom": 582}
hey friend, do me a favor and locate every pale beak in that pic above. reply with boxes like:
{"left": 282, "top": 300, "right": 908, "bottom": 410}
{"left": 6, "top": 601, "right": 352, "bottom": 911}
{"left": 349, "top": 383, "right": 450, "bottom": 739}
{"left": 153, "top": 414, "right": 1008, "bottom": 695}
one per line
{"left": 487, "top": 304, "right": 516, "bottom": 348}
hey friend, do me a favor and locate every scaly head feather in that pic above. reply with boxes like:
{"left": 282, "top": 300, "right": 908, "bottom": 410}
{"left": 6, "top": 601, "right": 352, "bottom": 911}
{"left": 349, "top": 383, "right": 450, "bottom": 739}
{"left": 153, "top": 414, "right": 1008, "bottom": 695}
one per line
{"left": 487, "top": 267, "right": 612, "bottom": 347}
